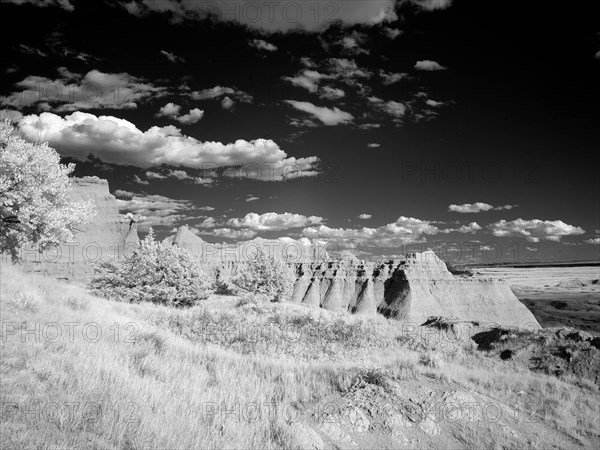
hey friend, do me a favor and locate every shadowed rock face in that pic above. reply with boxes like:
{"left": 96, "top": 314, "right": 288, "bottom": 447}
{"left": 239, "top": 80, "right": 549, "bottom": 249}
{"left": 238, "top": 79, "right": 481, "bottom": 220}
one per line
{"left": 6, "top": 177, "right": 139, "bottom": 283}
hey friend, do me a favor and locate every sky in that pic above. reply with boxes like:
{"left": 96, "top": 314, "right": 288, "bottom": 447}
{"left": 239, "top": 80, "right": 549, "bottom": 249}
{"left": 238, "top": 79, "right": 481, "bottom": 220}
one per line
{"left": 2, "top": 0, "right": 599, "bottom": 264}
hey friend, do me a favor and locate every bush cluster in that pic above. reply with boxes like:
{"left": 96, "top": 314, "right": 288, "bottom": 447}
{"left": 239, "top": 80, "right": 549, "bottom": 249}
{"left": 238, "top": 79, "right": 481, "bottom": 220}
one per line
{"left": 231, "top": 248, "right": 296, "bottom": 302}
{"left": 90, "top": 229, "right": 212, "bottom": 307}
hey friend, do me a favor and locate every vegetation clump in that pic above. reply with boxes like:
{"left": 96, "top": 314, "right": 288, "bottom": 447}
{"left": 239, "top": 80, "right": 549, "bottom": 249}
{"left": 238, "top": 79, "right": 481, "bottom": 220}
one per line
{"left": 90, "top": 229, "right": 212, "bottom": 307}
{"left": 231, "top": 247, "right": 296, "bottom": 302}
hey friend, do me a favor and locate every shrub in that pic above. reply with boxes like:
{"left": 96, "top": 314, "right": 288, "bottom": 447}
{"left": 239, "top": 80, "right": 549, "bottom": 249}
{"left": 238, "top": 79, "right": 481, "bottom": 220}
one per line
{"left": 90, "top": 229, "right": 213, "bottom": 307}
{"left": 231, "top": 248, "right": 296, "bottom": 302}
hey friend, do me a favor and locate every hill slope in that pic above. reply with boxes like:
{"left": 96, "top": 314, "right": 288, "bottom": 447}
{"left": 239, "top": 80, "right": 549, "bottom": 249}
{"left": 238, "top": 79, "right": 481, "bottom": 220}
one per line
{"left": 1, "top": 263, "right": 598, "bottom": 449}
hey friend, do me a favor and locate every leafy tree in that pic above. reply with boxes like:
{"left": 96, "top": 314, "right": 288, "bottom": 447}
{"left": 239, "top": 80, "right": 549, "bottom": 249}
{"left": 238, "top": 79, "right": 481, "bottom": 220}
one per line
{"left": 90, "top": 229, "right": 213, "bottom": 307}
{"left": 0, "top": 119, "right": 95, "bottom": 261}
{"left": 232, "top": 247, "right": 296, "bottom": 302}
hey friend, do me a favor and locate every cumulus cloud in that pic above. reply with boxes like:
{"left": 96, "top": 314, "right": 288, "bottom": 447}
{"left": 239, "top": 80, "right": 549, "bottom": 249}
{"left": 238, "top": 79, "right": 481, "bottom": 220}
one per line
{"left": 595, "top": 50, "right": 600, "bottom": 59}
{"left": 367, "top": 143, "right": 381, "bottom": 148}
{"left": 489, "top": 219, "right": 585, "bottom": 242}
{"left": 449, "top": 203, "right": 518, "bottom": 213}
{"left": 285, "top": 100, "right": 353, "bottom": 126}
{"left": 379, "top": 70, "right": 407, "bottom": 85}
{"left": 4, "top": 0, "right": 74, "bottom": 10}
{"left": 175, "top": 108, "right": 204, "bottom": 124}
{"left": 246, "top": 196, "right": 260, "bottom": 202}
{"left": 409, "top": 0, "right": 454, "bottom": 11}
{"left": 303, "top": 216, "right": 441, "bottom": 249}
{"left": 114, "top": 190, "right": 194, "bottom": 230}
{"left": 227, "top": 212, "right": 323, "bottom": 231}
{"left": 584, "top": 238, "right": 600, "bottom": 244}
{"left": 283, "top": 70, "right": 332, "bottom": 93}
{"left": 0, "top": 69, "right": 164, "bottom": 111}
{"left": 200, "top": 228, "right": 258, "bottom": 239}
{"left": 359, "top": 214, "right": 372, "bottom": 219}
{"left": 156, "top": 102, "right": 181, "bottom": 118}
{"left": 383, "top": 27, "right": 402, "bottom": 39}
{"left": 16, "top": 112, "right": 319, "bottom": 180}
{"left": 160, "top": 50, "right": 185, "bottom": 63}
{"left": 368, "top": 97, "right": 407, "bottom": 122}
{"left": 144, "top": 169, "right": 214, "bottom": 185}
{"left": 319, "top": 86, "right": 346, "bottom": 100}
{"left": 415, "top": 60, "right": 447, "bottom": 71}
{"left": 191, "top": 85, "right": 253, "bottom": 105}
{"left": 327, "top": 58, "right": 373, "bottom": 84}
{"left": 220, "top": 96, "right": 235, "bottom": 110}
{"left": 120, "top": 0, "right": 398, "bottom": 33}
{"left": 249, "top": 39, "right": 277, "bottom": 52}
{"left": 338, "top": 31, "right": 369, "bottom": 55}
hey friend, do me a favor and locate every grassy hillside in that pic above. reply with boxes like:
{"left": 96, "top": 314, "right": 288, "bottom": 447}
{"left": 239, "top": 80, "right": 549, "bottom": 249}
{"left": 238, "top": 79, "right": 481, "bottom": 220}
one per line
{"left": 1, "top": 263, "right": 599, "bottom": 449}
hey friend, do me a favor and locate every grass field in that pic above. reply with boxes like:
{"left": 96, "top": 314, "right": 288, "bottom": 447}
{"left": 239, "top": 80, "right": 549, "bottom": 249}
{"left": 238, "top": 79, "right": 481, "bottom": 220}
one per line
{"left": 1, "top": 262, "right": 599, "bottom": 449}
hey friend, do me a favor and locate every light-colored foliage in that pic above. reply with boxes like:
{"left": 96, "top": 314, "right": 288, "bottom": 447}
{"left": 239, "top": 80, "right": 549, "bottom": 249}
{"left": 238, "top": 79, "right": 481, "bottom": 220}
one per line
{"left": 90, "top": 229, "right": 213, "bottom": 307}
{"left": 0, "top": 119, "right": 95, "bottom": 261}
{"left": 231, "top": 247, "right": 296, "bottom": 302}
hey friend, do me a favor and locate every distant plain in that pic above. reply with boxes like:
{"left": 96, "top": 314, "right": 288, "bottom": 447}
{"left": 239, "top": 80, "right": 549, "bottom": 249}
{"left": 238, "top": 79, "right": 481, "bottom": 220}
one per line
{"left": 473, "top": 266, "right": 600, "bottom": 335}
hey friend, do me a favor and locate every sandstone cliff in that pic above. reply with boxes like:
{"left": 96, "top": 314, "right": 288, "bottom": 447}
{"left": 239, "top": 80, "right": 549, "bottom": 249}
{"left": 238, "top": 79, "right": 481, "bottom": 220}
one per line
{"left": 8, "top": 177, "right": 139, "bottom": 283}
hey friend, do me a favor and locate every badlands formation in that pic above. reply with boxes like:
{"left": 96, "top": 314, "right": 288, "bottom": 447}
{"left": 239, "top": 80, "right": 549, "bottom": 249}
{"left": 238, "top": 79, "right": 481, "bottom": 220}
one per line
{"left": 9, "top": 177, "right": 540, "bottom": 328}
{"left": 4, "top": 177, "right": 139, "bottom": 281}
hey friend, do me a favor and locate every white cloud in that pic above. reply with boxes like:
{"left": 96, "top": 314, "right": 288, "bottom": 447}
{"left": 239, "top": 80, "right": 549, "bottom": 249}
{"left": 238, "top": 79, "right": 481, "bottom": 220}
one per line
{"left": 449, "top": 203, "right": 518, "bottom": 213}
{"left": 319, "top": 86, "right": 346, "bottom": 100}
{"left": 303, "top": 216, "right": 440, "bottom": 249}
{"left": 201, "top": 228, "right": 258, "bottom": 239}
{"left": 339, "top": 31, "right": 369, "bottom": 55}
{"left": 285, "top": 100, "right": 353, "bottom": 126}
{"left": 415, "top": 60, "right": 447, "bottom": 71}
{"left": 367, "top": 143, "right": 381, "bottom": 148}
{"left": 283, "top": 70, "right": 332, "bottom": 93}
{"left": 368, "top": 97, "right": 407, "bottom": 121}
{"left": 359, "top": 123, "right": 381, "bottom": 130}
{"left": 156, "top": 102, "right": 181, "bottom": 118}
{"left": 380, "top": 70, "right": 407, "bottom": 85}
{"left": 584, "top": 238, "right": 600, "bottom": 244}
{"left": 228, "top": 212, "right": 323, "bottom": 231}
{"left": 4, "top": 0, "right": 74, "bottom": 11}
{"left": 114, "top": 191, "right": 194, "bottom": 230}
{"left": 16, "top": 112, "right": 318, "bottom": 179}
{"left": 176, "top": 108, "right": 204, "bottom": 124}
{"left": 191, "top": 86, "right": 253, "bottom": 104}
{"left": 449, "top": 202, "right": 494, "bottom": 213}
{"left": 246, "top": 196, "right": 260, "bottom": 202}
{"left": 0, "top": 69, "right": 165, "bottom": 111}
{"left": 595, "top": 50, "right": 600, "bottom": 59}
{"left": 410, "top": 0, "right": 453, "bottom": 11}
{"left": 383, "top": 27, "right": 402, "bottom": 39}
{"left": 327, "top": 58, "right": 373, "bottom": 83}
{"left": 249, "top": 39, "right": 278, "bottom": 52}
{"left": 143, "top": 169, "right": 214, "bottom": 185}
{"left": 160, "top": 50, "right": 185, "bottom": 63}
{"left": 221, "top": 96, "right": 235, "bottom": 110}
{"left": 359, "top": 214, "right": 372, "bottom": 219}
{"left": 489, "top": 219, "right": 585, "bottom": 242}
{"left": 120, "top": 0, "right": 398, "bottom": 33}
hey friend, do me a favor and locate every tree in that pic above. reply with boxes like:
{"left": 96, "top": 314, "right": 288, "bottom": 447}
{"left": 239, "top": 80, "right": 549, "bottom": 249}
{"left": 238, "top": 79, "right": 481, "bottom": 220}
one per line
{"left": 232, "top": 247, "right": 296, "bottom": 302}
{"left": 90, "top": 229, "right": 213, "bottom": 307}
{"left": 0, "top": 119, "right": 95, "bottom": 261}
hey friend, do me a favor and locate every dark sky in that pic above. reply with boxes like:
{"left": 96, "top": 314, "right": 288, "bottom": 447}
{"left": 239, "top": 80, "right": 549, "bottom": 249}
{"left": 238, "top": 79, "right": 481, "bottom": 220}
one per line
{"left": 1, "top": 0, "right": 599, "bottom": 263}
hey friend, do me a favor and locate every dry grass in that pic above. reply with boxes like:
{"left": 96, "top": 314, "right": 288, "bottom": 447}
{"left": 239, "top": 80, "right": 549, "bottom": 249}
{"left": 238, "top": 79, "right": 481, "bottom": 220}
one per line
{"left": 1, "top": 262, "right": 599, "bottom": 449}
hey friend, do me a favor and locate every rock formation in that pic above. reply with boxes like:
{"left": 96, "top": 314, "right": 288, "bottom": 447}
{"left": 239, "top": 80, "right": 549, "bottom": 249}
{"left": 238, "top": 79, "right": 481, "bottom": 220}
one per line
{"left": 6, "top": 177, "right": 139, "bottom": 283}
{"left": 289, "top": 251, "right": 540, "bottom": 328}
